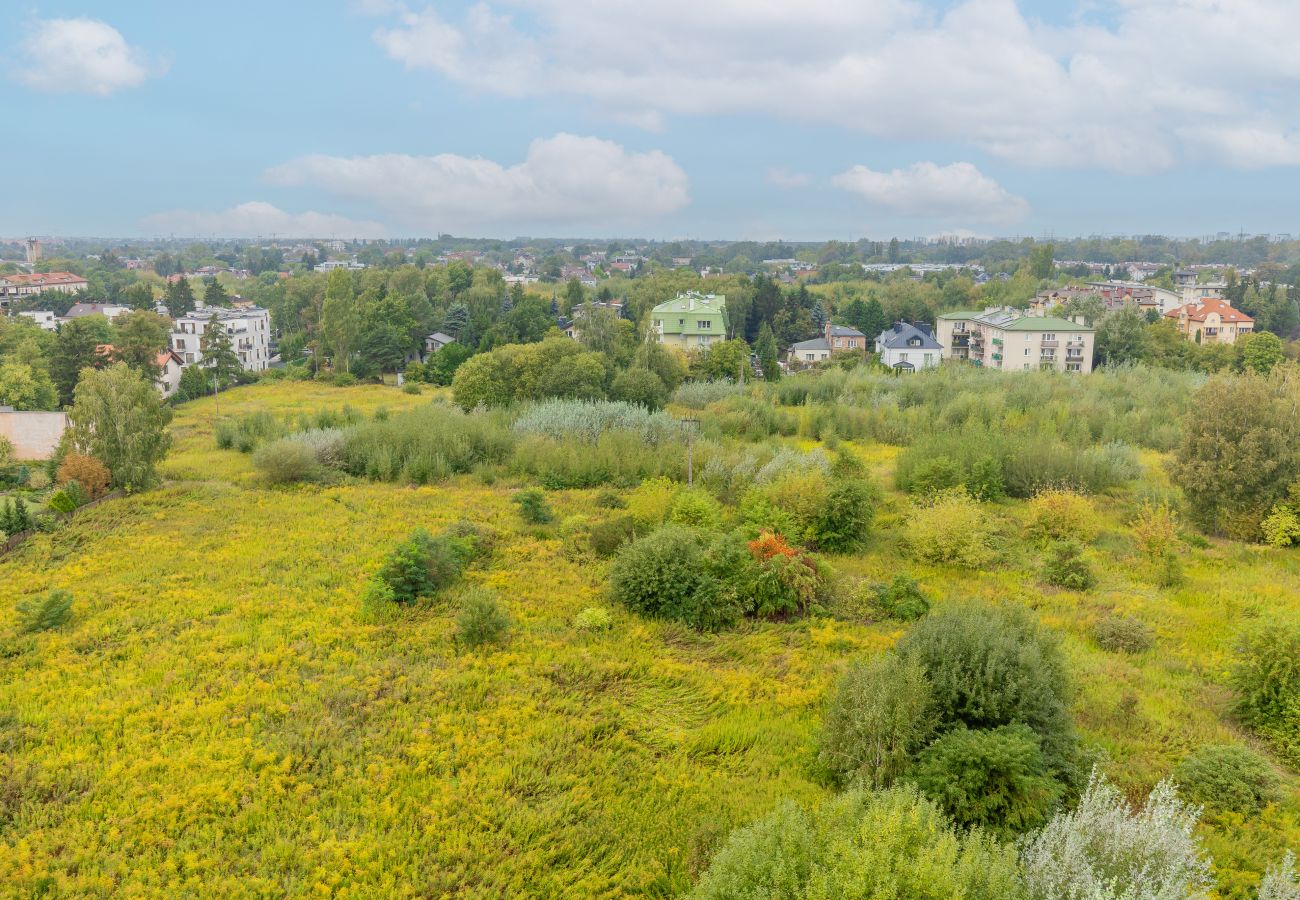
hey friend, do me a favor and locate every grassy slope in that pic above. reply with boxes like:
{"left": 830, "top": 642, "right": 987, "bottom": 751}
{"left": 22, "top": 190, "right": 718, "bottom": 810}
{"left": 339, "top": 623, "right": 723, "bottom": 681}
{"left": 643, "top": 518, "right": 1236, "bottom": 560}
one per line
{"left": 2, "top": 381, "right": 1298, "bottom": 897}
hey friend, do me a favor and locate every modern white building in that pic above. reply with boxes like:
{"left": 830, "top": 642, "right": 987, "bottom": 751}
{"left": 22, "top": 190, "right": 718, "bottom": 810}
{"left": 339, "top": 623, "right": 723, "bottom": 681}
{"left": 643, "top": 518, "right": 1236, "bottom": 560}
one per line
{"left": 874, "top": 322, "right": 942, "bottom": 372}
{"left": 937, "top": 308, "right": 1095, "bottom": 374}
{"left": 17, "top": 310, "right": 57, "bottom": 331}
{"left": 170, "top": 304, "right": 271, "bottom": 372}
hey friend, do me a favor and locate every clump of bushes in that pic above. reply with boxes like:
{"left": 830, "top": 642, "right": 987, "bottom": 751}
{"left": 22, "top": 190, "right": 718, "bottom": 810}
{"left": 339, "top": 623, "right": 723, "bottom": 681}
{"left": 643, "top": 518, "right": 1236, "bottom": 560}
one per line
{"left": 455, "top": 588, "right": 510, "bottom": 650}
{"left": 1025, "top": 488, "right": 1098, "bottom": 546}
{"left": 1, "top": 496, "right": 33, "bottom": 536}
{"left": 342, "top": 405, "right": 514, "bottom": 484}
{"left": 902, "top": 488, "right": 998, "bottom": 567}
{"left": 511, "top": 399, "right": 683, "bottom": 446}
{"left": 626, "top": 476, "right": 679, "bottom": 528}
{"left": 15, "top": 590, "right": 74, "bottom": 634}
{"left": 46, "top": 483, "right": 88, "bottom": 514}
{"left": 1174, "top": 744, "right": 1279, "bottom": 813}
{"left": 573, "top": 606, "right": 613, "bottom": 631}
{"left": 56, "top": 453, "right": 110, "bottom": 500}
{"left": 669, "top": 488, "right": 724, "bottom": 530}
{"left": 253, "top": 439, "right": 319, "bottom": 485}
{"left": 513, "top": 488, "right": 554, "bottom": 525}
{"left": 1231, "top": 624, "right": 1300, "bottom": 766}
{"left": 1091, "top": 614, "right": 1155, "bottom": 654}
{"left": 819, "top": 653, "right": 934, "bottom": 788}
{"left": 1041, "top": 541, "right": 1097, "bottom": 590}
{"left": 587, "top": 515, "right": 637, "bottom": 557}
{"left": 739, "top": 471, "right": 877, "bottom": 552}
{"left": 859, "top": 575, "right": 930, "bottom": 622}
{"left": 363, "top": 522, "right": 490, "bottom": 611}
{"left": 1132, "top": 500, "right": 1186, "bottom": 586}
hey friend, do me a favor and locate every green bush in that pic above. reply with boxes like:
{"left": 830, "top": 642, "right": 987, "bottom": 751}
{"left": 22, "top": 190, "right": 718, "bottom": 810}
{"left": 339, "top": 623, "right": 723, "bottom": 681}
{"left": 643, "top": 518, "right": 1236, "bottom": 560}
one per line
{"left": 1025, "top": 489, "right": 1099, "bottom": 546}
{"left": 332, "top": 372, "right": 358, "bottom": 387}
{"left": 588, "top": 515, "right": 637, "bottom": 557}
{"left": 1231, "top": 624, "right": 1300, "bottom": 735}
{"left": 608, "top": 526, "right": 738, "bottom": 631}
{"left": 903, "top": 488, "right": 998, "bottom": 568}
{"left": 864, "top": 575, "right": 930, "bottom": 622}
{"left": 1, "top": 496, "right": 34, "bottom": 534}
{"left": 669, "top": 488, "right": 724, "bottom": 530}
{"left": 1091, "top": 615, "right": 1155, "bottom": 654}
{"left": 593, "top": 488, "right": 625, "bottom": 509}
{"left": 896, "top": 603, "right": 1079, "bottom": 784}
{"left": 513, "top": 488, "right": 554, "bottom": 525}
{"left": 819, "top": 652, "right": 934, "bottom": 788}
{"left": 573, "top": 606, "right": 613, "bottom": 631}
{"left": 1174, "top": 744, "right": 1280, "bottom": 813}
{"left": 46, "top": 485, "right": 87, "bottom": 515}
{"left": 1041, "top": 541, "right": 1097, "bottom": 590}
{"left": 810, "top": 478, "right": 876, "bottom": 552}
{"left": 909, "top": 724, "right": 1063, "bottom": 835}
{"left": 609, "top": 367, "right": 668, "bottom": 410}
{"left": 371, "top": 525, "right": 486, "bottom": 606}
{"left": 965, "top": 456, "right": 1005, "bottom": 501}
{"left": 909, "top": 456, "right": 963, "bottom": 496}
{"left": 341, "top": 405, "right": 514, "bottom": 484}
{"left": 455, "top": 588, "right": 510, "bottom": 650}
{"left": 626, "top": 476, "right": 680, "bottom": 527}
{"left": 252, "top": 439, "right": 319, "bottom": 485}
{"left": 15, "top": 590, "right": 73, "bottom": 634}
{"left": 689, "top": 785, "right": 1025, "bottom": 900}
{"left": 401, "top": 381, "right": 421, "bottom": 395}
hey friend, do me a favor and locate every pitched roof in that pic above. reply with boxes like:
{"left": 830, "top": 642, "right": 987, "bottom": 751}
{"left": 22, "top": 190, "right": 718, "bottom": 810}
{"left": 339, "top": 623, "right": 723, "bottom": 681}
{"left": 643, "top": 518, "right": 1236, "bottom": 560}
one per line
{"left": 828, "top": 324, "right": 865, "bottom": 338}
{"left": 1000, "top": 315, "right": 1093, "bottom": 332}
{"left": 790, "top": 337, "right": 830, "bottom": 352}
{"left": 1164, "top": 298, "right": 1253, "bottom": 324}
{"left": 651, "top": 291, "right": 727, "bottom": 314}
{"left": 0, "top": 271, "right": 87, "bottom": 287}
{"left": 876, "top": 322, "right": 941, "bottom": 350}
{"left": 426, "top": 331, "right": 455, "bottom": 344}
{"left": 64, "top": 302, "right": 126, "bottom": 318}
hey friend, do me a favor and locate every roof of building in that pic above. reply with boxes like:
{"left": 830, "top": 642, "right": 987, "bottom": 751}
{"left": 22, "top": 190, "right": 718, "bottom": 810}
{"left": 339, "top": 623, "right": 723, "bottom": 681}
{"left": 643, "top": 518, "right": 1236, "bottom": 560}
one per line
{"left": 157, "top": 349, "right": 184, "bottom": 367}
{"left": 937, "top": 308, "right": 1094, "bottom": 332}
{"left": 937, "top": 309, "right": 985, "bottom": 320}
{"left": 64, "top": 302, "right": 128, "bottom": 318}
{"left": 175, "top": 305, "right": 268, "bottom": 322}
{"left": 0, "top": 272, "right": 88, "bottom": 286}
{"left": 1164, "top": 298, "right": 1253, "bottom": 324}
{"left": 876, "top": 322, "right": 942, "bottom": 351}
{"left": 790, "top": 337, "right": 830, "bottom": 352}
{"left": 651, "top": 291, "right": 727, "bottom": 314}
{"left": 426, "top": 331, "right": 455, "bottom": 344}
{"left": 828, "top": 324, "right": 866, "bottom": 338}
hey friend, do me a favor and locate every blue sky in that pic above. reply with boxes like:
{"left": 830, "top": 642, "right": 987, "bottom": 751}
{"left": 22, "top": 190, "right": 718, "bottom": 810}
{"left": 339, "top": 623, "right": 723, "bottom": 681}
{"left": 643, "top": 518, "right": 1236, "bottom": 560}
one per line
{"left": 5, "top": 0, "right": 1300, "bottom": 241}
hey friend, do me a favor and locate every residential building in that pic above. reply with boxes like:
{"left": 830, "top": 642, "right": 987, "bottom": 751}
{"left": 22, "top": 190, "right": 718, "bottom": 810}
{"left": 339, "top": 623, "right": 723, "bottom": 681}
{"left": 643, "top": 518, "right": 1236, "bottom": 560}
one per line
{"left": 1163, "top": 297, "right": 1253, "bottom": 345}
{"left": 0, "top": 271, "right": 89, "bottom": 305}
{"left": 651, "top": 292, "right": 729, "bottom": 350}
{"left": 170, "top": 305, "right": 271, "bottom": 371}
{"left": 61, "top": 302, "right": 130, "bottom": 323}
{"left": 563, "top": 300, "right": 624, "bottom": 340}
{"left": 787, "top": 323, "right": 869, "bottom": 363}
{"left": 937, "top": 308, "right": 1095, "bottom": 373}
{"left": 157, "top": 349, "right": 185, "bottom": 398}
{"left": 17, "top": 310, "right": 57, "bottom": 331}
{"left": 423, "top": 332, "right": 456, "bottom": 358}
{"left": 874, "top": 322, "right": 942, "bottom": 372}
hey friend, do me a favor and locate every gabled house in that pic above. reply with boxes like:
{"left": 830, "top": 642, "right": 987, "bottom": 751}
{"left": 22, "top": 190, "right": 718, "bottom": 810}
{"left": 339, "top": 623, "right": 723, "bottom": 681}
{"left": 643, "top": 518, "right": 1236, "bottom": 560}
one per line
{"left": 875, "top": 322, "right": 942, "bottom": 372}
{"left": 651, "top": 292, "right": 728, "bottom": 350}
{"left": 157, "top": 349, "right": 185, "bottom": 398}
{"left": 62, "top": 302, "right": 130, "bottom": 323}
{"left": 423, "top": 332, "right": 456, "bottom": 359}
{"left": 1164, "top": 297, "right": 1253, "bottom": 345}
{"left": 786, "top": 323, "right": 868, "bottom": 364}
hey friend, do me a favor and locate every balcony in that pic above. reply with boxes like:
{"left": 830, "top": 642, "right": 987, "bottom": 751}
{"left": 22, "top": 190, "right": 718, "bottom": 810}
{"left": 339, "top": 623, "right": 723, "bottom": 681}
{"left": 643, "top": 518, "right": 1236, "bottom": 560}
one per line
{"left": 992, "top": 353, "right": 1002, "bottom": 361}
{"left": 950, "top": 335, "right": 969, "bottom": 348}
{"left": 1040, "top": 339, "right": 1059, "bottom": 348}
{"left": 991, "top": 337, "right": 1003, "bottom": 346}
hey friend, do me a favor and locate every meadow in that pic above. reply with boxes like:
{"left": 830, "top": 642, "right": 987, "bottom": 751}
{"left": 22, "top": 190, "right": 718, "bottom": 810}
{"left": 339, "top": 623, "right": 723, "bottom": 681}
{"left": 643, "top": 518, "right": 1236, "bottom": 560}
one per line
{"left": 1, "top": 375, "right": 1298, "bottom": 897}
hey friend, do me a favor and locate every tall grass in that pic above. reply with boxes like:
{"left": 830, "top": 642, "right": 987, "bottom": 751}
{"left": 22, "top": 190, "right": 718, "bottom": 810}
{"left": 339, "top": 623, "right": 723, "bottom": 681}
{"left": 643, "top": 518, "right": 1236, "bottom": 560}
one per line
{"left": 512, "top": 399, "right": 684, "bottom": 445}
{"left": 341, "top": 405, "right": 514, "bottom": 484}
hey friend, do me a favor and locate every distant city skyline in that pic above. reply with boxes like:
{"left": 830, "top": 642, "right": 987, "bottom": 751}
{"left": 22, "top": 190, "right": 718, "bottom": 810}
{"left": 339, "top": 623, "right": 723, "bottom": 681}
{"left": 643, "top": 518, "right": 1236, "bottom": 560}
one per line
{"left": 8, "top": 1, "right": 1300, "bottom": 241}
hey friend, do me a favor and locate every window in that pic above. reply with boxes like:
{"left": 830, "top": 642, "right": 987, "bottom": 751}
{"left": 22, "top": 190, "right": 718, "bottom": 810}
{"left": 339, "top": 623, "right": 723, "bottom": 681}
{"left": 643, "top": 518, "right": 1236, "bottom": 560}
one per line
{"left": 678, "top": 318, "right": 685, "bottom": 326}
{"left": 1025, "top": 348, "right": 1030, "bottom": 356}
{"left": 1043, "top": 333, "right": 1055, "bottom": 341}
{"left": 900, "top": 352, "right": 909, "bottom": 362}
{"left": 698, "top": 319, "right": 711, "bottom": 329}
{"left": 924, "top": 353, "right": 933, "bottom": 365}
{"left": 653, "top": 319, "right": 661, "bottom": 327}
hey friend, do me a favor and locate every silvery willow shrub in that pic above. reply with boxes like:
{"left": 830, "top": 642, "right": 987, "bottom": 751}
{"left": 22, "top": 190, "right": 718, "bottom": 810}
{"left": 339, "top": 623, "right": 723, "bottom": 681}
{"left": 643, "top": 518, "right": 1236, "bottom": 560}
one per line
{"left": 1020, "top": 771, "right": 1213, "bottom": 900}
{"left": 511, "top": 399, "right": 683, "bottom": 445}
{"left": 690, "top": 785, "right": 1025, "bottom": 900}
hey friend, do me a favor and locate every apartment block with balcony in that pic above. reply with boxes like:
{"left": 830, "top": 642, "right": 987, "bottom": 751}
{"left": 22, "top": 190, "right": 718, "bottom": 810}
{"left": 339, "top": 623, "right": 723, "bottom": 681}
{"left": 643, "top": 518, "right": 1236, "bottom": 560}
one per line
{"left": 170, "top": 304, "right": 271, "bottom": 372}
{"left": 937, "top": 309, "right": 1095, "bottom": 374}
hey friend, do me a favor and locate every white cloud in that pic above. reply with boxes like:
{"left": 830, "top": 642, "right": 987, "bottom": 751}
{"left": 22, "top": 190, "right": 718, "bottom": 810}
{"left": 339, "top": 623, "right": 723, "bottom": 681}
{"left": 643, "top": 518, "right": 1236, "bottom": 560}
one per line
{"left": 368, "top": 0, "right": 1300, "bottom": 172}
{"left": 832, "top": 161, "right": 1030, "bottom": 223}
{"left": 15, "top": 17, "right": 160, "bottom": 96}
{"left": 140, "top": 202, "right": 387, "bottom": 239}
{"left": 767, "top": 167, "right": 812, "bottom": 189}
{"left": 265, "top": 134, "right": 690, "bottom": 230}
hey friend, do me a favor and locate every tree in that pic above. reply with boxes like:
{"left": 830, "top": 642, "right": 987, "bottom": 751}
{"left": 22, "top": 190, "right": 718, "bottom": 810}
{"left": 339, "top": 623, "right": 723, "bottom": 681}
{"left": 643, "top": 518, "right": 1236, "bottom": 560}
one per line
{"left": 1239, "top": 330, "right": 1284, "bottom": 374}
{"left": 563, "top": 277, "right": 585, "bottom": 313}
{"left": 704, "top": 338, "right": 751, "bottom": 381}
{"left": 1094, "top": 305, "right": 1149, "bottom": 367}
{"left": 754, "top": 322, "right": 780, "bottom": 381}
{"left": 67, "top": 363, "right": 172, "bottom": 491}
{"left": 204, "top": 277, "right": 229, "bottom": 308}
{"left": 112, "top": 310, "right": 171, "bottom": 382}
{"left": 320, "top": 268, "right": 359, "bottom": 372}
{"left": 1028, "top": 242, "right": 1055, "bottom": 279}
{"left": 609, "top": 367, "right": 668, "bottom": 410}
{"left": 50, "top": 316, "right": 112, "bottom": 406}
{"left": 164, "top": 277, "right": 196, "bottom": 317}
{"left": 442, "top": 301, "right": 470, "bottom": 338}
{"left": 0, "top": 362, "right": 58, "bottom": 410}
{"left": 200, "top": 315, "right": 242, "bottom": 389}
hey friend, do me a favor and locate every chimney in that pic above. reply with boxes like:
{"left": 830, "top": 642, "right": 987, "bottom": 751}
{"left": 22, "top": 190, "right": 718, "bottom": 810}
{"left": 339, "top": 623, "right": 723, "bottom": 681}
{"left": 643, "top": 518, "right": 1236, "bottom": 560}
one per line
{"left": 825, "top": 320, "right": 833, "bottom": 345}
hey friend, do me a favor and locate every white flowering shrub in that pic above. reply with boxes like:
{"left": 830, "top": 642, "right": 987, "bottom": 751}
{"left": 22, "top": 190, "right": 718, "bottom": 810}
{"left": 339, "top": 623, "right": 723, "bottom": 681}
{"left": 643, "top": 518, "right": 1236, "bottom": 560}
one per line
{"left": 1020, "top": 770, "right": 1212, "bottom": 900}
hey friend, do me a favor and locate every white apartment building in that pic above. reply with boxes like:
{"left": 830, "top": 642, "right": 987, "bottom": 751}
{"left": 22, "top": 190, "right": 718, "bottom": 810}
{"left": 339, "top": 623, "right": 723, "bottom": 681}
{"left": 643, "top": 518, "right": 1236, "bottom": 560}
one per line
{"left": 937, "top": 308, "right": 1095, "bottom": 374}
{"left": 170, "top": 304, "right": 271, "bottom": 372}
{"left": 17, "top": 310, "right": 57, "bottom": 331}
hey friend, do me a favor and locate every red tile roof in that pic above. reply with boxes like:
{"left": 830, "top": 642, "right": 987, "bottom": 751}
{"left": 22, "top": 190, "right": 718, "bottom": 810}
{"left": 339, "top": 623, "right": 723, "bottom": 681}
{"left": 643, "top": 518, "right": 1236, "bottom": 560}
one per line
{"left": 0, "top": 271, "right": 88, "bottom": 286}
{"left": 1165, "top": 298, "right": 1253, "bottom": 324}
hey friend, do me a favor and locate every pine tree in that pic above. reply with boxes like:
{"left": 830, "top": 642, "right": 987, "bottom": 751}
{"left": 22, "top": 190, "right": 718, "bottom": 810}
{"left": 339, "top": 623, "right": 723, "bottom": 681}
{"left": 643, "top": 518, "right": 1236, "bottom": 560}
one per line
{"left": 812, "top": 303, "right": 828, "bottom": 331}
{"left": 165, "top": 277, "right": 196, "bottom": 317}
{"left": 755, "top": 322, "right": 780, "bottom": 382}
{"left": 442, "top": 302, "right": 470, "bottom": 337}
{"left": 200, "top": 315, "right": 242, "bottom": 389}
{"left": 204, "top": 277, "right": 229, "bottom": 308}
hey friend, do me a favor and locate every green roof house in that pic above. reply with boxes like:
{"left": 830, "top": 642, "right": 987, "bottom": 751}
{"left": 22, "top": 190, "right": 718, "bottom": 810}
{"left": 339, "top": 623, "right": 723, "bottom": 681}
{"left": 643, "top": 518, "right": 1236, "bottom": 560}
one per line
{"left": 651, "top": 292, "right": 729, "bottom": 350}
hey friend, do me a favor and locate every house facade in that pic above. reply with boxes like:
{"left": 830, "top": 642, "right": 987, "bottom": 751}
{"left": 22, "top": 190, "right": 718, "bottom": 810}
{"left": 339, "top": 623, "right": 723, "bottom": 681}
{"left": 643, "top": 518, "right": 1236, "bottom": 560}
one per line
{"left": 937, "top": 309, "right": 1095, "bottom": 373}
{"left": 651, "top": 292, "right": 728, "bottom": 350}
{"left": 61, "top": 302, "right": 130, "bottom": 323}
{"left": 17, "top": 310, "right": 57, "bottom": 331}
{"left": 786, "top": 323, "right": 868, "bottom": 364}
{"left": 1163, "top": 297, "right": 1253, "bottom": 345}
{"left": 157, "top": 349, "right": 186, "bottom": 398}
{"left": 170, "top": 305, "right": 271, "bottom": 372}
{"left": 423, "top": 332, "right": 456, "bottom": 359}
{"left": 0, "top": 272, "right": 89, "bottom": 305}
{"left": 874, "top": 322, "right": 942, "bottom": 372}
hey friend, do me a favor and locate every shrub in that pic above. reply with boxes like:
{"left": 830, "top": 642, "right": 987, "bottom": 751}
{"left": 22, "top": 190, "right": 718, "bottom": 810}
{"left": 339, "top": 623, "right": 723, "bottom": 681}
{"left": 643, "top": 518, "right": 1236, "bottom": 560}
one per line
{"left": 455, "top": 588, "right": 510, "bottom": 650}
{"left": 896, "top": 603, "right": 1078, "bottom": 783}
{"left": 1231, "top": 624, "right": 1300, "bottom": 734}
{"left": 1262, "top": 503, "right": 1300, "bottom": 548}
{"left": 588, "top": 515, "right": 637, "bottom": 557}
{"left": 252, "top": 439, "right": 319, "bottom": 485}
{"left": 669, "top": 488, "right": 723, "bottom": 530}
{"left": 864, "top": 575, "right": 930, "bottom": 622}
{"left": 671, "top": 380, "right": 744, "bottom": 409}
{"left": 1174, "top": 744, "right": 1279, "bottom": 813}
{"left": 371, "top": 526, "right": 485, "bottom": 606}
{"left": 46, "top": 484, "right": 87, "bottom": 514}
{"left": 903, "top": 488, "right": 998, "bottom": 568}
{"left": 1091, "top": 614, "right": 1155, "bottom": 654}
{"left": 908, "top": 456, "right": 963, "bottom": 496}
{"left": 690, "top": 786, "right": 1025, "bottom": 900}
{"left": 56, "top": 453, "right": 110, "bottom": 500}
{"left": 593, "top": 488, "right": 625, "bottom": 509}
{"left": 810, "top": 478, "right": 876, "bottom": 552}
{"left": 1041, "top": 540, "right": 1097, "bottom": 590}
{"left": 909, "top": 724, "right": 1063, "bottom": 835}
{"left": 573, "top": 606, "right": 613, "bottom": 631}
{"left": 512, "top": 399, "right": 682, "bottom": 445}
{"left": 332, "top": 372, "right": 358, "bottom": 387}
{"left": 15, "top": 590, "right": 73, "bottom": 634}
{"left": 1260, "top": 852, "right": 1299, "bottom": 900}
{"left": 608, "top": 526, "right": 738, "bottom": 631}
{"left": 626, "top": 476, "right": 680, "bottom": 528}
{"left": 966, "top": 456, "right": 1005, "bottom": 502}
{"left": 745, "top": 532, "right": 826, "bottom": 619}
{"left": 819, "top": 652, "right": 934, "bottom": 788}
{"left": 1025, "top": 488, "right": 1098, "bottom": 546}
{"left": 342, "top": 405, "right": 514, "bottom": 484}
{"left": 1133, "top": 500, "right": 1182, "bottom": 559}
{"left": 1, "top": 496, "right": 33, "bottom": 535}
{"left": 401, "top": 381, "right": 421, "bottom": 395}
{"left": 1020, "top": 771, "right": 1213, "bottom": 900}
{"left": 609, "top": 367, "right": 668, "bottom": 410}
{"left": 513, "top": 488, "right": 554, "bottom": 525}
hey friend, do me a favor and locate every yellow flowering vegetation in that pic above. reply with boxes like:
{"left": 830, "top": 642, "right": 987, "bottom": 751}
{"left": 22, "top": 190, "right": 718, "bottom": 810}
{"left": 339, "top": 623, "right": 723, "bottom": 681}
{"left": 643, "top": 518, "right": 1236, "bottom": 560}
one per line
{"left": 0, "top": 381, "right": 1297, "bottom": 897}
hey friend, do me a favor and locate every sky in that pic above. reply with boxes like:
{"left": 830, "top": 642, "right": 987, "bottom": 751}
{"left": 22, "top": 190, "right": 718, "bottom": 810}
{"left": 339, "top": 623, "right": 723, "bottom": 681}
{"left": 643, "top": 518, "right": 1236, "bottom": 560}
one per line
{"left": 5, "top": 0, "right": 1300, "bottom": 242}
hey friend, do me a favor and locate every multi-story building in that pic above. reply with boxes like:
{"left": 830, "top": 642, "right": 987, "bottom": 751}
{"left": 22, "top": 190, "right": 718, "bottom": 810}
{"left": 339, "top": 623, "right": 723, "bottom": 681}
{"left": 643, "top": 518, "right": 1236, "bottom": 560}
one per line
{"left": 937, "top": 308, "right": 1095, "bottom": 373}
{"left": 0, "top": 271, "right": 89, "bottom": 306}
{"left": 651, "top": 292, "right": 729, "bottom": 350}
{"left": 1163, "top": 297, "right": 1253, "bottom": 345}
{"left": 170, "top": 304, "right": 271, "bottom": 372}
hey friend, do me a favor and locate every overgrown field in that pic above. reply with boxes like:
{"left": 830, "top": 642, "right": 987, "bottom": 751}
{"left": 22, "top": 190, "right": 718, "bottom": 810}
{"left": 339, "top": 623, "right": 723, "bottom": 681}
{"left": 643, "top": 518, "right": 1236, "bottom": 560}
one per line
{"left": 2, "top": 378, "right": 1298, "bottom": 897}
